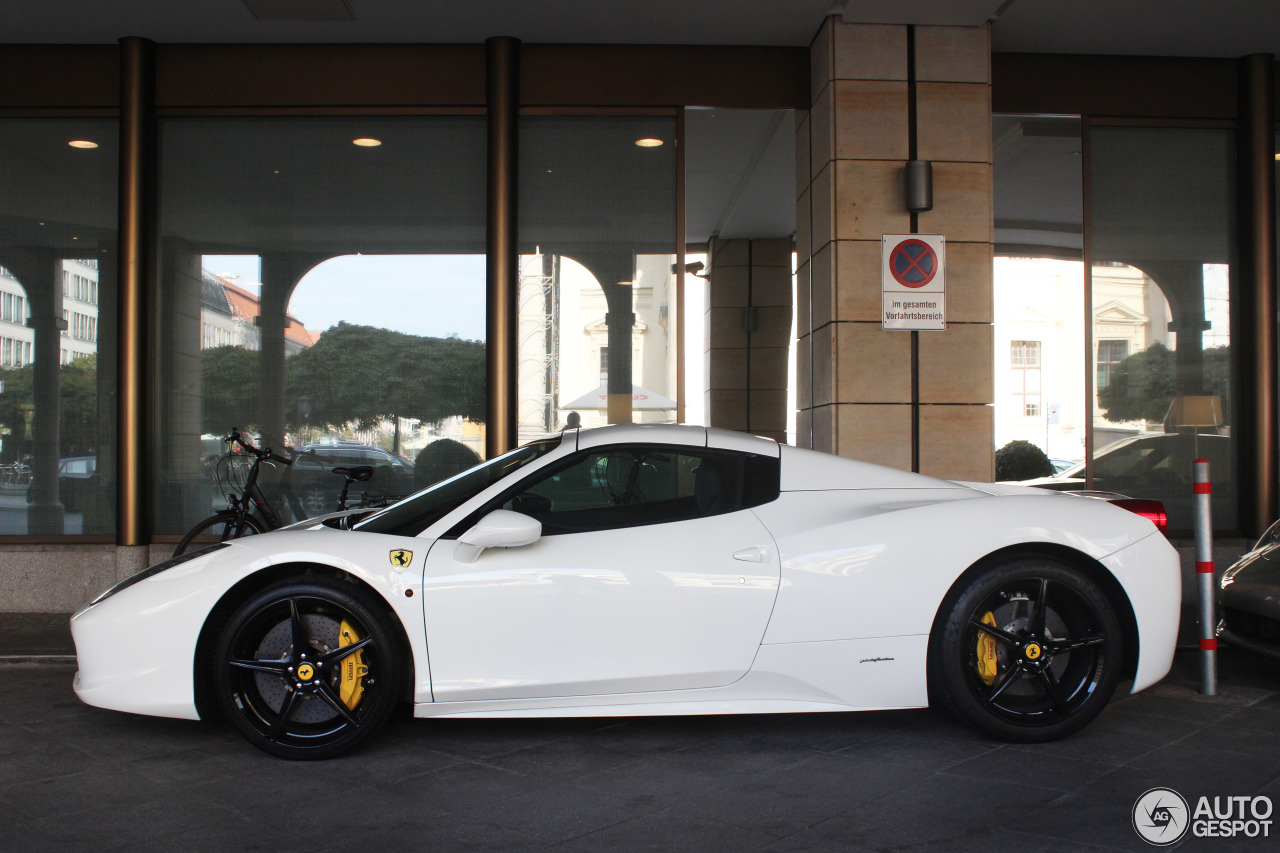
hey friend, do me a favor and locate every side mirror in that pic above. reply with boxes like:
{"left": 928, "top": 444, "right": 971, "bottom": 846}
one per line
{"left": 454, "top": 509, "right": 541, "bottom": 563}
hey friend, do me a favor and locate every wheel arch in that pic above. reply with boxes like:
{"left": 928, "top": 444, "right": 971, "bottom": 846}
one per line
{"left": 925, "top": 542, "right": 1141, "bottom": 699}
{"left": 192, "top": 561, "right": 416, "bottom": 721}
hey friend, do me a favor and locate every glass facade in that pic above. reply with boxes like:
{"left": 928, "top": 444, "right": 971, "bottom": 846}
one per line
{"left": 1090, "top": 126, "right": 1236, "bottom": 530}
{"left": 155, "top": 117, "right": 487, "bottom": 533}
{"left": 993, "top": 116, "right": 1086, "bottom": 477}
{"left": 0, "top": 119, "right": 118, "bottom": 535}
{"left": 517, "top": 116, "right": 678, "bottom": 438}
{"left": 995, "top": 117, "right": 1238, "bottom": 530}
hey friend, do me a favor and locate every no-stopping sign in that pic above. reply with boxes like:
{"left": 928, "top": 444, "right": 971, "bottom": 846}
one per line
{"left": 882, "top": 234, "right": 945, "bottom": 330}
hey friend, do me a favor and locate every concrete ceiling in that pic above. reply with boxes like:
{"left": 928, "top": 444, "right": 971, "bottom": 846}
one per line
{"left": 4, "top": 1, "right": 1279, "bottom": 57}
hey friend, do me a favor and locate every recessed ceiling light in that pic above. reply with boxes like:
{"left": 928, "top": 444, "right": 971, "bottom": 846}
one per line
{"left": 635, "top": 138, "right": 664, "bottom": 148}
{"left": 68, "top": 140, "right": 98, "bottom": 149}
{"left": 353, "top": 138, "right": 382, "bottom": 147}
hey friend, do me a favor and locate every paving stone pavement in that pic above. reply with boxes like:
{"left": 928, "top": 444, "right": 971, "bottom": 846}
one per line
{"left": 0, "top": 648, "right": 1277, "bottom": 852}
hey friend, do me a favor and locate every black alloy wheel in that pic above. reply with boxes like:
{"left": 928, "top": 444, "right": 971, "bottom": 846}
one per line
{"left": 214, "top": 577, "right": 400, "bottom": 759}
{"left": 931, "top": 558, "right": 1123, "bottom": 742}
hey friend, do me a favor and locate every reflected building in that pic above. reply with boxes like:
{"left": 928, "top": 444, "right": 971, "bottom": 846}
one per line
{"left": 517, "top": 252, "right": 677, "bottom": 443}
{"left": 994, "top": 258, "right": 1177, "bottom": 462}
{"left": 199, "top": 271, "right": 317, "bottom": 356}
{"left": 0, "top": 260, "right": 100, "bottom": 370}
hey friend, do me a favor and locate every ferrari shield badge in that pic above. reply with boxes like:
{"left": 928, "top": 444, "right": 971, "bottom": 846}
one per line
{"left": 389, "top": 549, "right": 413, "bottom": 569}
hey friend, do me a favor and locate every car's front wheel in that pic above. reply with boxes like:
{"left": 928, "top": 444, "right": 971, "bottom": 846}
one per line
{"left": 931, "top": 557, "right": 1124, "bottom": 742}
{"left": 214, "top": 577, "right": 400, "bottom": 759}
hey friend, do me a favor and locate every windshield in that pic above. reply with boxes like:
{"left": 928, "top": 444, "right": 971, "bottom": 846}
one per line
{"left": 353, "top": 437, "right": 562, "bottom": 537}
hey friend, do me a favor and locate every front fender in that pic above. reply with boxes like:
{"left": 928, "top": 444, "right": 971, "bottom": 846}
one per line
{"left": 72, "top": 527, "right": 432, "bottom": 720}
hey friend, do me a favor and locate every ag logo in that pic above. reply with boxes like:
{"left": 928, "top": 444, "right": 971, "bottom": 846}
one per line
{"left": 1024, "top": 642, "right": 1043, "bottom": 661}
{"left": 1133, "top": 787, "right": 1190, "bottom": 846}
{"left": 296, "top": 663, "right": 315, "bottom": 681}
{"left": 389, "top": 549, "right": 413, "bottom": 569}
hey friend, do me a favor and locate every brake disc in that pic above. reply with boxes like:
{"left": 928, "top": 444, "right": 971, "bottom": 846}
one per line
{"left": 253, "top": 613, "right": 342, "bottom": 723}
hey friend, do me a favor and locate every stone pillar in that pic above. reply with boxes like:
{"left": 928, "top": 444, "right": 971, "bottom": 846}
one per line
{"left": 798, "top": 18, "right": 994, "bottom": 480}
{"left": 26, "top": 250, "right": 66, "bottom": 534}
{"left": 705, "top": 237, "right": 793, "bottom": 441}
{"left": 259, "top": 252, "right": 327, "bottom": 451}
{"left": 157, "top": 239, "right": 204, "bottom": 533}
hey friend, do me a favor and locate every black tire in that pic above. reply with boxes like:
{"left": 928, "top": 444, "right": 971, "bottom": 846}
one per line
{"left": 174, "top": 512, "right": 264, "bottom": 556}
{"left": 213, "top": 577, "right": 400, "bottom": 759}
{"left": 930, "top": 557, "right": 1124, "bottom": 742}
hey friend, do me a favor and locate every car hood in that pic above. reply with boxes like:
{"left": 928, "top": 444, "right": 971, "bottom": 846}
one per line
{"left": 276, "top": 508, "right": 378, "bottom": 531}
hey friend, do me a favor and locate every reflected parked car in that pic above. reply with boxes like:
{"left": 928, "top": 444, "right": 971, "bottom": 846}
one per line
{"left": 1014, "top": 433, "right": 1232, "bottom": 531}
{"left": 1218, "top": 520, "right": 1280, "bottom": 660}
{"left": 58, "top": 456, "right": 98, "bottom": 512}
{"left": 1049, "top": 458, "right": 1078, "bottom": 475}
{"left": 24, "top": 456, "right": 97, "bottom": 513}
{"left": 288, "top": 442, "right": 414, "bottom": 517}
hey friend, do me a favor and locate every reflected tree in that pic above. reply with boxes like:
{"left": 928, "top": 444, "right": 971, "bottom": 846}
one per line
{"left": 0, "top": 355, "right": 100, "bottom": 459}
{"left": 1098, "top": 343, "right": 1230, "bottom": 424}
{"left": 201, "top": 346, "right": 261, "bottom": 435}
{"left": 285, "top": 322, "right": 485, "bottom": 447}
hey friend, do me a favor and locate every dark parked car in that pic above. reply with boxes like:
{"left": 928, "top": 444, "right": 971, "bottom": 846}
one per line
{"left": 1218, "top": 520, "right": 1280, "bottom": 660}
{"left": 23, "top": 456, "right": 98, "bottom": 513}
{"left": 288, "top": 442, "right": 414, "bottom": 517}
{"left": 1014, "top": 433, "right": 1233, "bottom": 532}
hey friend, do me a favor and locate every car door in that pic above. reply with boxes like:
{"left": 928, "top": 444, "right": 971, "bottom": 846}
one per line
{"left": 421, "top": 445, "right": 782, "bottom": 702}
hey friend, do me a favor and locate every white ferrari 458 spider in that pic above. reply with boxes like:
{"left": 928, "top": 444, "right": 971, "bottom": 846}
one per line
{"left": 72, "top": 425, "right": 1180, "bottom": 759}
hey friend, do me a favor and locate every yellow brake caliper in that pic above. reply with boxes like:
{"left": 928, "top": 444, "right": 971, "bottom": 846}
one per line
{"left": 975, "top": 611, "right": 999, "bottom": 686}
{"left": 338, "top": 619, "right": 369, "bottom": 710}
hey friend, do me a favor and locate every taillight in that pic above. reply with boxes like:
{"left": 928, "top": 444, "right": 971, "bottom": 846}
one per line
{"left": 1110, "top": 498, "right": 1168, "bottom": 535}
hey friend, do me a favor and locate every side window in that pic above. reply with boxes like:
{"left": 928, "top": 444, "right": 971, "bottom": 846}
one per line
{"left": 446, "top": 445, "right": 778, "bottom": 538}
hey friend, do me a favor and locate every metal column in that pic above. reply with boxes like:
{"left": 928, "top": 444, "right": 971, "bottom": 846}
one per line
{"left": 486, "top": 36, "right": 520, "bottom": 457}
{"left": 1237, "top": 53, "right": 1277, "bottom": 538}
{"left": 117, "top": 36, "right": 157, "bottom": 546}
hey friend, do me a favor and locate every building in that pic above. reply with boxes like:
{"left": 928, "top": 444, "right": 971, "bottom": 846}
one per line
{"left": 0, "top": 2, "right": 1276, "bottom": 612}
{"left": 200, "top": 271, "right": 317, "bottom": 356}
{"left": 0, "top": 259, "right": 101, "bottom": 369}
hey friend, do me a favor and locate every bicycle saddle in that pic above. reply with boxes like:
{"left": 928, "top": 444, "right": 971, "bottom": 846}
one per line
{"left": 332, "top": 465, "right": 374, "bottom": 482}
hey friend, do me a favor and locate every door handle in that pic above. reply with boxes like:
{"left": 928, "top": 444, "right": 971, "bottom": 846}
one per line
{"left": 733, "top": 546, "right": 768, "bottom": 563}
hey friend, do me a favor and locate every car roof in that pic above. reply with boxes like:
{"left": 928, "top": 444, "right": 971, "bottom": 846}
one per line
{"left": 567, "top": 424, "right": 779, "bottom": 456}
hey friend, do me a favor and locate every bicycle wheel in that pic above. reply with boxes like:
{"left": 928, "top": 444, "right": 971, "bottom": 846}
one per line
{"left": 174, "top": 512, "right": 265, "bottom": 556}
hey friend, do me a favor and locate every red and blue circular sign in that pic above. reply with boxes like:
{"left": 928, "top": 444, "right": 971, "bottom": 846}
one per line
{"left": 889, "top": 239, "right": 938, "bottom": 288}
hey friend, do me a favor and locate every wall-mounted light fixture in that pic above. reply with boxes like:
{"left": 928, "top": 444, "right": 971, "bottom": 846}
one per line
{"left": 905, "top": 160, "right": 933, "bottom": 213}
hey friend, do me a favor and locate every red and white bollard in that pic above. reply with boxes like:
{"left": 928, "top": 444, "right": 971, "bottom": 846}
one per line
{"left": 1193, "top": 458, "right": 1217, "bottom": 695}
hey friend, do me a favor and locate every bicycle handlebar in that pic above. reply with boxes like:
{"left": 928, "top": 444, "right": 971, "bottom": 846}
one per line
{"left": 223, "top": 426, "right": 293, "bottom": 466}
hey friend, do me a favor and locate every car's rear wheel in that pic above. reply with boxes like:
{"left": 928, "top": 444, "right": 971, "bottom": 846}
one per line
{"left": 931, "top": 557, "right": 1123, "bottom": 742}
{"left": 214, "top": 577, "right": 400, "bottom": 759}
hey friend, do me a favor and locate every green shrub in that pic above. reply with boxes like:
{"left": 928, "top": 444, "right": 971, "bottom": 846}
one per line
{"left": 995, "top": 440, "right": 1055, "bottom": 481}
{"left": 414, "top": 438, "right": 481, "bottom": 489}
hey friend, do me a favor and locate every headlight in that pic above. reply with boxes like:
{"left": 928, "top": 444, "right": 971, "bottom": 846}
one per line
{"left": 87, "top": 543, "right": 231, "bottom": 606}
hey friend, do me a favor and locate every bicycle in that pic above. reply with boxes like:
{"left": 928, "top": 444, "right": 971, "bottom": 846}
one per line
{"left": 173, "top": 427, "right": 293, "bottom": 556}
{"left": 174, "top": 429, "right": 406, "bottom": 555}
